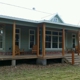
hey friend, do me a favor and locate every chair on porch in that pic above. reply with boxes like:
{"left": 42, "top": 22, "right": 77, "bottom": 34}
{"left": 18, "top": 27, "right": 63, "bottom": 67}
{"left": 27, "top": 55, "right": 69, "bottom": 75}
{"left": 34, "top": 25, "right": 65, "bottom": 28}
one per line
{"left": 66, "top": 48, "right": 73, "bottom": 53}
{"left": 15, "top": 45, "right": 24, "bottom": 55}
{"left": 32, "top": 45, "right": 37, "bottom": 54}
{"left": 75, "top": 46, "right": 80, "bottom": 53}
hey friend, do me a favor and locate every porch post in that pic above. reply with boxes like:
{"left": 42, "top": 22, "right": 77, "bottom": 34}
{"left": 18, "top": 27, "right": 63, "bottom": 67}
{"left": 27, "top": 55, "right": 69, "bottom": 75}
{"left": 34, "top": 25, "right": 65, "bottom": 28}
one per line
{"left": 62, "top": 28, "right": 65, "bottom": 56}
{"left": 37, "top": 26, "right": 39, "bottom": 57}
{"left": 42, "top": 23, "right": 46, "bottom": 58}
{"left": 78, "top": 30, "right": 80, "bottom": 55}
{"left": 12, "top": 21, "right": 16, "bottom": 57}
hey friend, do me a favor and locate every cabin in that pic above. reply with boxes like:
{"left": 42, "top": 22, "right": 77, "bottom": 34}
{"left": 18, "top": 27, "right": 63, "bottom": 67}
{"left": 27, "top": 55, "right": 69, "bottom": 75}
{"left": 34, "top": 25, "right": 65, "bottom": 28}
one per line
{"left": 0, "top": 14, "right": 80, "bottom": 66}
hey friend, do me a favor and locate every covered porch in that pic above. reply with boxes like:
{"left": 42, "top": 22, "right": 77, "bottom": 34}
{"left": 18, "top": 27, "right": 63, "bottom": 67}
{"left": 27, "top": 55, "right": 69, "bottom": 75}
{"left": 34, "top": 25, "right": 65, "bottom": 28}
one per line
{"left": 0, "top": 16, "right": 80, "bottom": 66}
{"left": 0, "top": 18, "right": 39, "bottom": 58}
{"left": 0, "top": 22, "right": 80, "bottom": 58}
{"left": 35, "top": 22, "right": 80, "bottom": 65}
{"left": 37, "top": 23, "right": 80, "bottom": 58}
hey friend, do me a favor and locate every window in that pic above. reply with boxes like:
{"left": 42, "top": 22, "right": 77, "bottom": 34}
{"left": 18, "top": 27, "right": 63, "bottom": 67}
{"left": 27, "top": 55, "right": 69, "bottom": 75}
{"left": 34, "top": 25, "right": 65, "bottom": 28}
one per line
{"left": 72, "top": 34, "right": 76, "bottom": 48}
{"left": 52, "top": 36, "right": 58, "bottom": 48}
{"left": 29, "top": 30, "right": 35, "bottom": 48}
{"left": 46, "top": 35, "right": 51, "bottom": 48}
{"left": 46, "top": 30, "right": 62, "bottom": 48}
{"left": 46, "top": 31, "right": 51, "bottom": 48}
{"left": 59, "top": 32, "right": 62, "bottom": 48}
{"left": 0, "top": 29, "right": 3, "bottom": 49}
{"left": 53, "top": 18, "right": 58, "bottom": 22}
{"left": 15, "top": 28, "right": 20, "bottom": 46}
{"left": 46, "top": 31, "right": 51, "bottom": 35}
{"left": 52, "top": 31, "right": 62, "bottom": 48}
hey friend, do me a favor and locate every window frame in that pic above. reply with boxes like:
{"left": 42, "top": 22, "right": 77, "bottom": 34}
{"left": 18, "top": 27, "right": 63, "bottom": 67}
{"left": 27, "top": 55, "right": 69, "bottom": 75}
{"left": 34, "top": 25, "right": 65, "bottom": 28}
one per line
{"left": 0, "top": 28, "right": 3, "bottom": 50}
{"left": 46, "top": 34, "right": 51, "bottom": 48}
{"left": 29, "top": 29, "right": 35, "bottom": 49}
{"left": 46, "top": 30, "right": 62, "bottom": 49}
{"left": 53, "top": 18, "right": 58, "bottom": 22}
{"left": 15, "top": 28, "right": 21, "bottom": 48}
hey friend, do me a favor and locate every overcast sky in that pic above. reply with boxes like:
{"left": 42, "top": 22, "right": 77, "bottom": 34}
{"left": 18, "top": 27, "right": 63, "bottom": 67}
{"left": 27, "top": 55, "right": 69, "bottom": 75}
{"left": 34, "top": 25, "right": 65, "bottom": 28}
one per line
{"left": 0, "top": 0, "right": 80, "bottom": 25}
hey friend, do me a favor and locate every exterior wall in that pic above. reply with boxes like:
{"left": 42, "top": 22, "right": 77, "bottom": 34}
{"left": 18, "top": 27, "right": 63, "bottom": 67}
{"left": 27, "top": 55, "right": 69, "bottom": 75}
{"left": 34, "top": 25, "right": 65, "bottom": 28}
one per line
{"left": 66, "top": 32, "right": 72, "bottom": 48}
{"left": 0, "top": 23, "right": 78, "bottom": 55}
{"left": 3, "top": 24, "right": 37, "bottom": 54}
{"left": 21, "top": 26, "right": 37, "bottom": 52}
{"left": 66, "top": 31, "right": 77, "bottom": 49}
{"left": 5, "top": 25, "right": 13, "bottom": 52}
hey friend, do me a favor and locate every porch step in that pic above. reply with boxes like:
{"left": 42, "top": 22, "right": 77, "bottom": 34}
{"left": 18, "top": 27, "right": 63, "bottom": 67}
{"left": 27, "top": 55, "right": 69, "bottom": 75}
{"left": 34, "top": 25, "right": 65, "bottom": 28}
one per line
{"left": 63, "top": 54, "right": 80, "bottom": 65}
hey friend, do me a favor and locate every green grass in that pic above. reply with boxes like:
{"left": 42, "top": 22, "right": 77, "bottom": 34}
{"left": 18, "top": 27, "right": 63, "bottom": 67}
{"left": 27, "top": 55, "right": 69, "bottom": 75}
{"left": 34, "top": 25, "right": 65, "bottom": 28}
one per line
{"left": 0, "top": 64, "right": 80, "bottom": 80}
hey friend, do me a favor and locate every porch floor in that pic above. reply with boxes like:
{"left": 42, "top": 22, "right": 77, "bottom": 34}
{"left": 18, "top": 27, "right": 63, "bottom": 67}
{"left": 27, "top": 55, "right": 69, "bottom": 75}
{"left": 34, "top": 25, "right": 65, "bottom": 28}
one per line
{"left": 0, "top": 55, "right": 37, "bottom": 60}
{"left": 38, "top": 54, "right": 63, "bottom": 59}
{"left": 38, "top": 53, "right": 78, "bottom": 59}
{"left": 0, "top": 53, "right": 78, "bottom": 61}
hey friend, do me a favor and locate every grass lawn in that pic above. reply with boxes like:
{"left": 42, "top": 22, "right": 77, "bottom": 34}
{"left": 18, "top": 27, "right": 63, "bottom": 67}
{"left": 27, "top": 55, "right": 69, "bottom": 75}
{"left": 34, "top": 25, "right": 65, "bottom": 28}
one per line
{"left": 0, "top": 63, "right": 80, "bottom": 80}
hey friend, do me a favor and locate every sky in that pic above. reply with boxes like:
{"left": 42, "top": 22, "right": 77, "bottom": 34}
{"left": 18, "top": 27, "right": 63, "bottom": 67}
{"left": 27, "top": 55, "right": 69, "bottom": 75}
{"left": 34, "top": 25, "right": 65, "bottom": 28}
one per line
{"left": 0, "top": 0, "right": 80, "bottom": 25}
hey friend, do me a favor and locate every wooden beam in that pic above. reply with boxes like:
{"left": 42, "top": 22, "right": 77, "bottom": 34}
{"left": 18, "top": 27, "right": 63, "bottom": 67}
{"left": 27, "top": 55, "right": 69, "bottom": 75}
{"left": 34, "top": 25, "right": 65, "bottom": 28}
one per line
{"left": 62, "top": 29, "right": 65, "bottom": 56}
{"left": 42, "top": 23, "right": 46, "bottom": 57}
{"left": 12, "top": 21, "right": 16, "bottom": 57}
{"left": 37, "top": 26, "right": 39, "bottom": 57}
{"left": 72, "top": 51, "right": 74, "bottom": 65}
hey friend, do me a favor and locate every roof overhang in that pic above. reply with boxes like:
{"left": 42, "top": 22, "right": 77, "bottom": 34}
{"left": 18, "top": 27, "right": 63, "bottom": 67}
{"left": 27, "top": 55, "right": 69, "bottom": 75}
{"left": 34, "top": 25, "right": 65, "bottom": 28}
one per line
{"left": 0, "top": 15, "right": 80, "bottom": 30}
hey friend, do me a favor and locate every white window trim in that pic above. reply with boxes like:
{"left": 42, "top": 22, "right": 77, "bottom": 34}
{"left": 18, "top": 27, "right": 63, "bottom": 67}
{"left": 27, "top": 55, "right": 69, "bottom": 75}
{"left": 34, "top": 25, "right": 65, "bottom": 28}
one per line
{"left": 15, "top": 28, "right": 21, "bottom": 48}
{"left": 29, "top": 29, "right": 35, "bottom": 49}
{"left": 0, "top": 28, "right": 3, "bottom": 50}
{"left": 44, "top": 30, "right": 51, "bottom": 49}
{"left": 53, "top": 18, "right": 58, "bottom": 22}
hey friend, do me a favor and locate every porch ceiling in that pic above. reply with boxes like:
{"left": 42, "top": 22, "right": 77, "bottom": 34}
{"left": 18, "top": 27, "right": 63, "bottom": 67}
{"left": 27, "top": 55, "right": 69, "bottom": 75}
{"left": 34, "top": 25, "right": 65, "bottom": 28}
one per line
{"left": 45, "top": 23, "right": 79, "bottom": 31}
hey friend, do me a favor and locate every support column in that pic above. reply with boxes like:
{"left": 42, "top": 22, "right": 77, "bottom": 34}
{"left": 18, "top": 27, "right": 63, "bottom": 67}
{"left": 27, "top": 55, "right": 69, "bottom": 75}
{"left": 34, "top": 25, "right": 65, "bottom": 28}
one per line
{"left": 42, "top": 23, "right": 46, "bottom": 58}
{"left": 37, "top": 26, "right": 39, "bottom": 57}
{"left": 62, "top": 28, "right": 65, "bottom": 56}
{"left": 12, "top": 60, "right": 16, "bottom": 66}
{"left": 12, "top": 21, "right": 16, "bottom": 57}
{"left": 72, "top": 51, "right": 74, "bottom": 65}
{"left": 36, "top": 58, "right": 47, "bottom": 65}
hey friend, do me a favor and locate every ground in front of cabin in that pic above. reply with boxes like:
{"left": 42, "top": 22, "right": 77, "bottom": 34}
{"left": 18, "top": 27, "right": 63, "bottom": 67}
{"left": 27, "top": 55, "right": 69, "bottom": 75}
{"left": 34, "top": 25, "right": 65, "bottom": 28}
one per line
{"left": 0, "top": 63, "right": 80, "bottom": 80}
